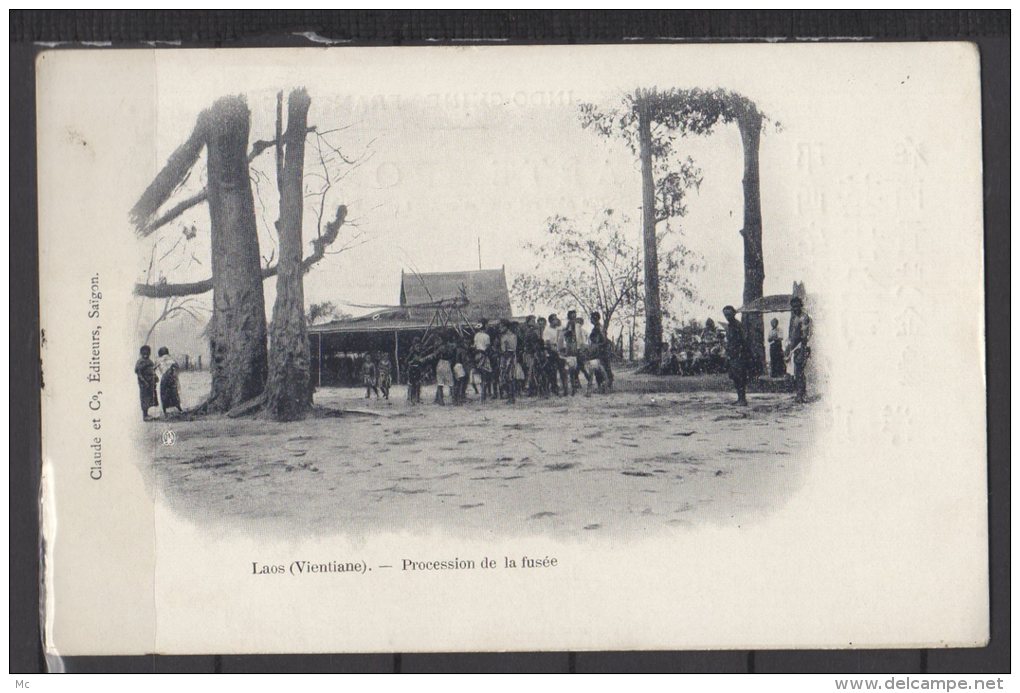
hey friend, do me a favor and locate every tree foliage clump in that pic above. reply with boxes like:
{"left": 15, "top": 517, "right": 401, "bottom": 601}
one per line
{"left": 511, "top": 208, "right": 699, "bottom": 344}
{"left": 579, "top": 87, "right": 772, "bottom": 371}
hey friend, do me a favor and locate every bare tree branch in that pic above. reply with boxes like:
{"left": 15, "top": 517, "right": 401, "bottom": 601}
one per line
{"left": 130, "top": 121, "right": 205, "bottom": 234}
{"left": 134, "top": 205, "right": 347, "bottom": 298}
{"left": 134, "top": 126, "right": 317, "bottom": 237}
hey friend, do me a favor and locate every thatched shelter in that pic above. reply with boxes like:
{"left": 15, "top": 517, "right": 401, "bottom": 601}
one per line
{"left": 308, "top": 267, "right": 513, "bottom": 386}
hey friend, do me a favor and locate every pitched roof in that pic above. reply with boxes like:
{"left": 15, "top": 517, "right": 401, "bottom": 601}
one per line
{"left": 738, "top": 294, "right": 796, "bottom": 313}
{"left": 738, "top": 282, "right": 809, "bottom": 314}
{"left": 400, "top": 268, "right": 513, "bottom": 321}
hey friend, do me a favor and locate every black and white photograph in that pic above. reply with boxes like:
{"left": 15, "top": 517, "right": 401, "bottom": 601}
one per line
{"left": 35, "top": 42, "right": 989, "bottom": 656}
{"left": 132, "top": 79, "right": 820, "bottom": 536}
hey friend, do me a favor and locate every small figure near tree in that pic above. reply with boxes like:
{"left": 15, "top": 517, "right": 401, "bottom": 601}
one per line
{"left": 155, "top": 346, "right": 184, "bottom": 416}
{"left": 134, "top": 345, "right": 157, "bottom": 421}
{"left": 722, "top": 305, "right": 751, "bottom": 407}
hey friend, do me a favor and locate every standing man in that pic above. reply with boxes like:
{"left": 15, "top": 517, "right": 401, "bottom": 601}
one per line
{"left": 722, "top": 305, "right": 750, "bottom": 406}
{"left": 473, "top": 319, "right": 492, "bottom": 353}
{"left": 405, "top": 337, "right": 424, "bottom": 404}
{"left": 498, "top": 320, "right": 518, "bottom": 404}
{"left": 473, "top": 319, "right": 493, "bottom": 401}
{"left": 377, "top": 351, "right": 394, "bottom": 401}
{"left": 434, "top": 331, "right": 457, "bottom": 406}
{"left": 786, "top": 296, "right": 812, "bottom": 403}
{"left": 544, "top": 314, "right": 568, "bottom": 396}
{"left": 362, "top": 353, "right": 380, "bottom": 399}
{"left": 562, "top": 310, "right": 580, "bottom": 395}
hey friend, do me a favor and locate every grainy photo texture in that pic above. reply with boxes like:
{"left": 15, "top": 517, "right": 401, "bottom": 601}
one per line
{"left": 39, "top": 44, "right": 987, "bottom": 655}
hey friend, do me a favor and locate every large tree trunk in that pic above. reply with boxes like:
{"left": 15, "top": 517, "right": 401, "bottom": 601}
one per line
{"left": 265, "top": 89, "right": 313, "bottom": 421}
{"left": 202, "top": 96, "right": 269, "bottom": 412}
{"left": 738, "top": 110, "right": 766, "bottom": 375}
{"left": 637, "top": 94, "right": 663, "bottom": 364}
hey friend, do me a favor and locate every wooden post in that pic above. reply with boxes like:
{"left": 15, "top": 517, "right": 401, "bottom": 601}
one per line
{"left": 394, "top": 330, "right": 401, "bottom": 384}
{"left": 317, "top": 333, "right": 323, "bottom": 388}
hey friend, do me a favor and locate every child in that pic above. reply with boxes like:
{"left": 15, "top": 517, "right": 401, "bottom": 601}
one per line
{"left": 155, "top": 346, "right": 183, "bottom": 416}
{"left": 563, "top": 353, "right": 580, "bottom": 396}
{"left": 578, "top": 346, "right": 606, "bottom": 396}
{"left": 134, "top": 345, "right": 157, "bottom": 421}
{"left": 585, "top": 357, "right": 607, "bottom": 395}
{"left": 377, "top": 352, "right": 393, "bottom": 400}
{"left": 498, "top": 320, "right": 518, "bottom": 404}
{"left": 362, "top": 355, "right": 379, "bottom": 399}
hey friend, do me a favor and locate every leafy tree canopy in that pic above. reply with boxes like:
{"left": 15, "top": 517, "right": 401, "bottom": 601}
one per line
{"left": 511, "top": 209, "right": 700, "bottom": 337}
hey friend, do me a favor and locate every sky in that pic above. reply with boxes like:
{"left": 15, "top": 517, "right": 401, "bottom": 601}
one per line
{"left": 135, "top": 43, "right": 965, "bottom": 353}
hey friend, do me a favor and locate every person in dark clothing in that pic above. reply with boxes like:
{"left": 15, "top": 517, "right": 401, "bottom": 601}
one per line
{"left": 722, "top": 306, "right": 750, "bottom": 406}
{"left": 563, "top": 310, "right": 581, "bottom": 394}
{"left": 405, "top": 338, "right": 424, "bottom": 404}
{"left": 768, "top": 317, "right": 786, "bottom": 378}
{"left": 434, "top": 332, "right": 459, "bottom": 405}
{"left": 134, "top": 345, "right": 158, "bottom": 421}
{"left": 522, "top": 318, "right": 543, "bottom": 397}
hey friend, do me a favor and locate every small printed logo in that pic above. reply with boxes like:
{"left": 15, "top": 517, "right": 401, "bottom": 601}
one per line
{"left": 161, "top": 429, "right": 177, "bottom": 447}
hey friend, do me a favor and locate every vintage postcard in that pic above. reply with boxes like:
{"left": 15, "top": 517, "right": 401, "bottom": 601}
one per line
{"left": 37, "top": 43, "right": 987, "bottom": 656}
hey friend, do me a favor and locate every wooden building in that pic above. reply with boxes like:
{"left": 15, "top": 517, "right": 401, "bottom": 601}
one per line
{"left": 308, "top": 267, "right": 513, "bottom": 386}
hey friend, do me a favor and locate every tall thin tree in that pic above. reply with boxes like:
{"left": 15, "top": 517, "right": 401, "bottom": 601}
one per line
{"left": 636, "top": 91, "right": 663, "bottom": 363}
{"left": 580, "top": 89, "right": 702, "bottom": 365}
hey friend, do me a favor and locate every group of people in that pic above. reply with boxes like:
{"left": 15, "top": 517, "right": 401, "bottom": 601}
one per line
{"left": 402, "top": 310, "right": 616, "bottom": 406}
{"left": 723, "top": 296, "right": 812, "bottom": 406}
{"left": 661, "top": 315, "right": 794, "bottom": 379}
{"left": 134, "top": 345, "right": 183, "bottom": 421}
{"left": 361, "top": 351, "right": 394, "bottom": 400}
{"left": 133, "top": 300, "right": 812, "bottom": 418}
{"left": 659, "top": 337, "right": 729, "bottom": 376}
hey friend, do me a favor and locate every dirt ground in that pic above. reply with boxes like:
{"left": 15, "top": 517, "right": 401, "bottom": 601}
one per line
{"left": 147, "top": 367, "right": 815, "bottom": 538}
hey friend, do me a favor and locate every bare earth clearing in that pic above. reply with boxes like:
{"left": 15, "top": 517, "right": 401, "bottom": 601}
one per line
{"left": 148, "top": 368, "right": 814, "bottom": 538}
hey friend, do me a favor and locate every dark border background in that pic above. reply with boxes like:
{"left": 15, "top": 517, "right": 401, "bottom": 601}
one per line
{"left": 10, "top": 10, "right": 1010, "bottom": 674}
